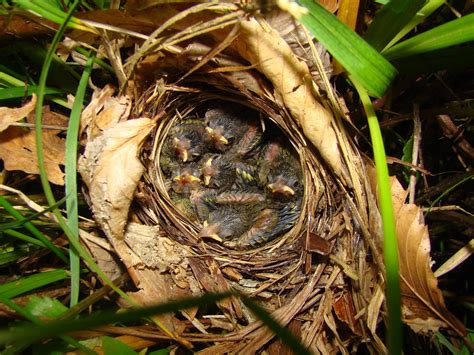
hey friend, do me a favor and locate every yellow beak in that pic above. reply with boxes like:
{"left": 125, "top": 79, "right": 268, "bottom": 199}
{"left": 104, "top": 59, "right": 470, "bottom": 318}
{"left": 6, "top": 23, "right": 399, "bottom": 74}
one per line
{"left": 268, "top": 183, "right": 295, "bottom": 196}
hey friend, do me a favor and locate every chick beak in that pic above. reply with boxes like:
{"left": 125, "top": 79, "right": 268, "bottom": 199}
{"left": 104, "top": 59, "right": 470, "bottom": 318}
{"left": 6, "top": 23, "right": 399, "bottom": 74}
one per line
{"left": 267, "top": 182, "right": 295, "bottom": 197}
{"left": 202, "top": 158, "right": 213, "bottom": 186}
{"left": 173, "top": 173, "right": 201, "bottom": 185}
{"left": 180, "top": 149, "right": 188, "bottom": 163}
{"left": 205, "top": 127, "right": 229, "bottom": 146}
{"left": 173, "top": 137, "right": 189, "bottom": 162}
{"left": 199, "top": 220, "right": 223, "bottom": 242}
{"left": 218, "top": 135, "right": 229, "bottom": 145}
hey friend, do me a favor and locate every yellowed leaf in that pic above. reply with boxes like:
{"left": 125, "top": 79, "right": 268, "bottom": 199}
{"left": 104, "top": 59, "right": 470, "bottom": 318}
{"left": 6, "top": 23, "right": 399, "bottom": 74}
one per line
{"left": 0, "top": 94, "right": 36, "bottom": 132}
{"left": 0, "top": 124, "right": 65, "bottom": 185}
{"left": 235, "top": 18, "right": 342, "bottom": 176}
{"left": 391, "top": 177, "right": 465, "bottom": 336}
{"left": 78, "top": 116, "right": 155, "bottom": 240}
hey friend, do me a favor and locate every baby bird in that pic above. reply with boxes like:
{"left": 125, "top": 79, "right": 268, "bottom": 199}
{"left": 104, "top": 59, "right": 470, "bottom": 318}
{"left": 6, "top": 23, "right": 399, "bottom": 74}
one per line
{"left": 163, "top": 119, "right": 207, "bottom": 163}
{"left": 171, "top": 163, "right": 201, "bottom": 194}
{"left": 258, "top": 140, "right": 303, "bottom": 200}
{"left": 204, "top": 105, "right": 262, "bottom": 154}
{"left": 266, "top": 169, "right": 302, "bottom": 200}
{"left": 225, "top": 201, "right": 301, "bottom": 249}
{"left": 198, "top": 205, "right": 256, "bottom": 242}
{"left": 199, "top": 154, "right": 236, "bottom": 191}
{"left": 169, "top": 192, "right": 199, "bottom": 222}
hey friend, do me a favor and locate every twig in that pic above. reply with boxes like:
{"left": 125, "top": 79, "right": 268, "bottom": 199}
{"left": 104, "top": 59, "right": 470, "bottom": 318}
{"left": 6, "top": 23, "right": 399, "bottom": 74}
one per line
{"left": 409, "top": 103, "right": 421, "bottom": 204}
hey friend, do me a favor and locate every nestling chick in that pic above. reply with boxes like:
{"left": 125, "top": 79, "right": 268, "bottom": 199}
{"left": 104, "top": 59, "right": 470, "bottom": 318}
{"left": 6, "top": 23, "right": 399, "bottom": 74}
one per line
{"left": 225, "top": 201, "right": 301, "bottom": 249}
{"left": 234, "top": 159, "right": 259, "bottom": 188}
{"left": 230, "top": 119, "right": 263, "bottom": 158}
{"left": 163, "top": 119, "right": 207, "bottom": 163}
{"left": 171, "top": 163, "right": 201, "bottom": 194}
{"left": 266, "top": 169, "right": 302, "bottom": 200}
{"left": 204, "top": 105, "right": 262, "bottom": 153}
{"left": 199, "top": 154, "right": 236, "bottom": 191}
{"left": 198, "top": 205, "right": 257, "bottom": 242}
{"left": 258, "top": 140, "right": 303, "bottom": 200}
{"left": 169, "top": 192, "right": 199, "bottom": 222}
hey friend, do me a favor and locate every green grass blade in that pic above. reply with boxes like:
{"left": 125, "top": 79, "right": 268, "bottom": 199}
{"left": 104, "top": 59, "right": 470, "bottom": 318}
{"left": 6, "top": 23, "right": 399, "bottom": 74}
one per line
{"left": 32, "top": 0, "right": 134, "bottom": 304}
{"left": 0, "top": 248, "right": 28, "bottom": 266}
{"left": 364, "top": 0, "right": 426, "bottom": 52}
{"left": 14, "top": 0, "right": 96, "bottom": 33}
{"left": 0, "top": 269, "right": 69, "bottom": 298}
{"left": 0, "top": 196, "right": 68, "bottom": 263}
{"left": 13, "top": 41, "right": 80, "bottom": 93}
{"left": 383, "top": 13, "right": 474, "bottom": 60}
{"left": 297, "top": 0, "right": 398, "bottom": 98}
{"left": 0, "top": 86, "right": 63, "bottom": 100}
{"left": 0, "top": 70, "right": 29, "bottom": 87}
{"left": 351, "top": 77, "right": 402, "bottom": 355}
{"left": 3, "top": 229, "right": 47, "bottom": 247}
{"left": 75, "top": 47, "right": 114, "bottom": 73}
{"left": 0, "top": 292, "right": 232, "bottom": 345}
{"left": 0, "top": 295, "right": 95, "bottom": 355}
{"left": 0, "top": 197, "right": 66, "bottom": 231}
{"left": 66, "top": 52, "right": 94, "bottom": 307}
{"left": 386, "top": 0, "right": 444, "bottom": 49}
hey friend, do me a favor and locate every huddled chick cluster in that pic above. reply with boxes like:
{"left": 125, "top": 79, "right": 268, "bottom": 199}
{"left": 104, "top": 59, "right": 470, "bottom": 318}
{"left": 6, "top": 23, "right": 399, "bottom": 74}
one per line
{"left": 160, "top": 104, "right": 303, "bottom": 249}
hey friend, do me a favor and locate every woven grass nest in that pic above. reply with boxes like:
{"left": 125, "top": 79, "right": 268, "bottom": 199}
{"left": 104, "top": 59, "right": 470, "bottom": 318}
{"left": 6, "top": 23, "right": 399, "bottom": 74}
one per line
{"left": 78, "top": 3, "right": 387, "bottom": 353}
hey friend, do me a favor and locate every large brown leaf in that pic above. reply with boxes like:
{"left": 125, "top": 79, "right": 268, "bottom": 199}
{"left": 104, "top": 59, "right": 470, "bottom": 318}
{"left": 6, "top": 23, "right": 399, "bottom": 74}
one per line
{"left": 0, "top": 94, "right": 36, "bottom": 132}
{"left": 235, "top": 18, "right": 343, "bottom": 177}
{"left": 78, "top": 116, "right": 154, "bottom": 240}
{"left": 0, "top": 100, "right": 67, "bottom": 185}
{"left": 391, "top": 177, "right": 465, "bottom": 336}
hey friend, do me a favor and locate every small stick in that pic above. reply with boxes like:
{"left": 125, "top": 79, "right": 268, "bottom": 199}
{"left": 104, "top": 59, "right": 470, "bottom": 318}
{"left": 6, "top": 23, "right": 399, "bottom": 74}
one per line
{"left": 409, "top": 104, "right": 421, "bottom": 204}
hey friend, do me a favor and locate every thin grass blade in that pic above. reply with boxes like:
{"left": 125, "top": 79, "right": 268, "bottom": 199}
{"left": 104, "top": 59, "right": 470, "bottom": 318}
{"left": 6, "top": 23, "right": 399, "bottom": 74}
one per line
{"left": 386, "top": 0, "right": 444, "bottom": 49}
{"left": 297, "top": 0, "right": 397, "bottom": 97}
{"left": 0, "top": 269, "right": 69, "bottom": 298}
{"left": 351, "top": 76, "right": 402, "bottom": 355}
{"left": 32, "top": 0, "right": 130, "bottom": 304}
{"left": 0, "top": 295, "right": 95, "bottom": 355}
{"left": 66, "top": 52, "right": 94, "bottom": 307}
{"left": 0, "top": 86, "right": 63, "bottom": 100}
{"left": 0, "top": 292, "right": 232, "bottom": 344}
{"left": 364, "top": 0, "right": 426, "bottom": 52}
{"left": 14, "top": 0, "right": 97, "bottom": 33}
{"left": 383, "top": 13, "right": 474, "bottom": 60}
{"left": 0, "top": 196, "right": 68, "bottom": 263}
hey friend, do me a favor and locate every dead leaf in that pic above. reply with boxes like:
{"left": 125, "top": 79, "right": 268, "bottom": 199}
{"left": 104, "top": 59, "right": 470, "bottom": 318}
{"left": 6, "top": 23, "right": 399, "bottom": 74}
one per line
{"left": 0, "top": 94, "right": 36, "bottom": 132}
{"left": 0, "top": 125, "right": 65, "bottom": 185}
{"left": 80, "top": 230, "right": 124, "bottom": 283}
{"left": 78, "top": 116, "right": 155, "bottom": 240}
{"left": 333, "top": 292, "right": 362, "bottom": 335}
{"left": 235, "top": 18, "right": 343, "bottom": 177}
{"left": 391, "top": 177, "right": 465, "bottom": 336}
{"left": 80, "top": 85, "right": 131, "bottom": 139}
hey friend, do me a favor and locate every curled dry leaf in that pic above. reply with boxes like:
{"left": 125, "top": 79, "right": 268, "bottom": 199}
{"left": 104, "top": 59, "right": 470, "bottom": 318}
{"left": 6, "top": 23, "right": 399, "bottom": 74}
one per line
{"left": 0, "top": 101, "right": 66, "bottom": 185}
{"left": 78, "top": 116, "right": 155, "bottom": 240}
{"left": 390, "top": 177, "right": 465, "bottom": 336}
{"left": 235, "top": 18, "right": 342, "bottom": 176}
{"left": 80, "top": 85, "right": 132, "bottom": 139}
{"left": 0, "top": 94, "right": 36, "bottom": 132}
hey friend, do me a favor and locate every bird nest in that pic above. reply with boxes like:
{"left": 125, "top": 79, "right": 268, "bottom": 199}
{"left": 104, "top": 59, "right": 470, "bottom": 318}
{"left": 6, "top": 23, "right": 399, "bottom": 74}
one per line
{"left": 79, "top": 4, "right": 386, "bottom": 353}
